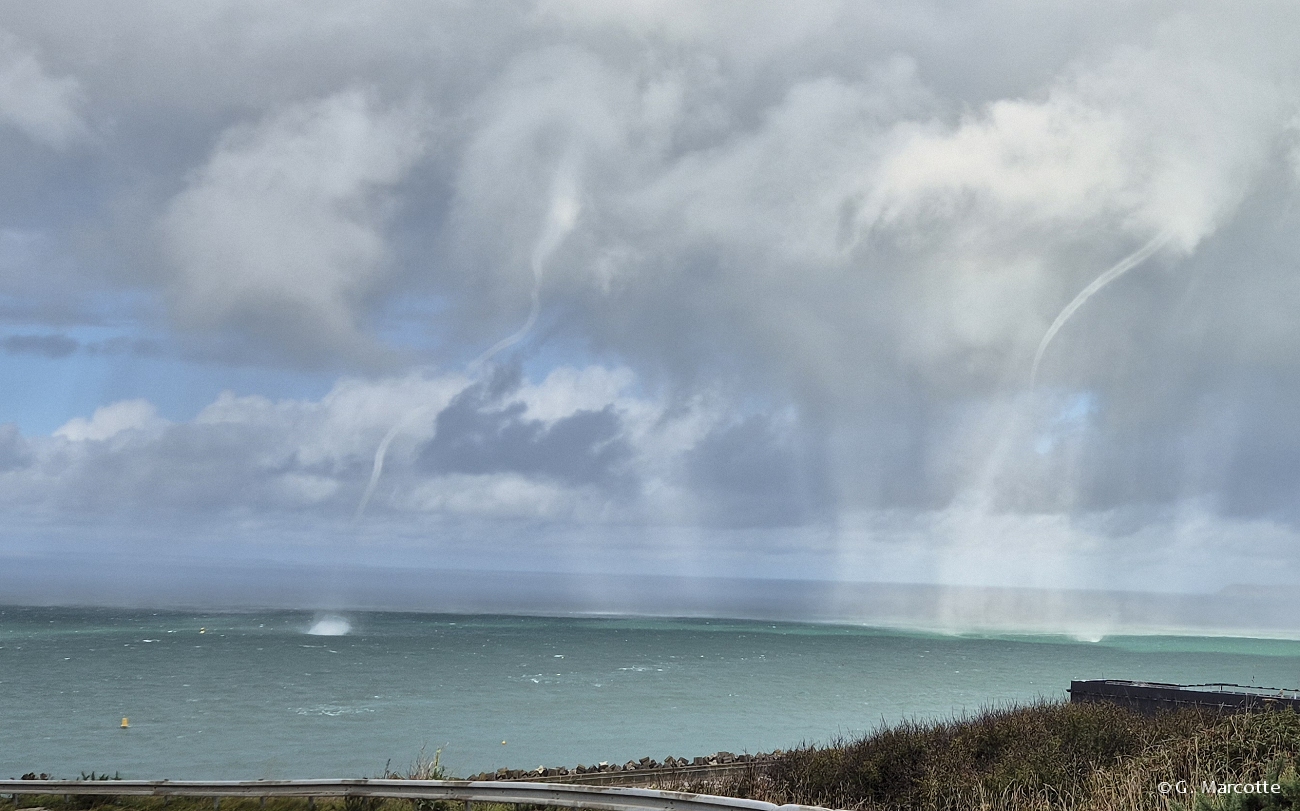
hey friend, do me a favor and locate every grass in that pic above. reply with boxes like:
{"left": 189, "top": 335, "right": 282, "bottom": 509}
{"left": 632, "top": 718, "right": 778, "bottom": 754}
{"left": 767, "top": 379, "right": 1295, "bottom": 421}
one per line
{"left": 669, "top": 700, "right": 1300, "bottom": 810}
{"left": 10, "top": 702, "right": 1300, "bottom": 811}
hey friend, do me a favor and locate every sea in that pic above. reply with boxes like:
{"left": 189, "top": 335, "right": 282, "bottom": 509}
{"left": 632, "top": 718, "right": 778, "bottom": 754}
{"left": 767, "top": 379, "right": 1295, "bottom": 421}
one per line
{"left": 4, "top": 606, "right": 1300, "bottom": 780}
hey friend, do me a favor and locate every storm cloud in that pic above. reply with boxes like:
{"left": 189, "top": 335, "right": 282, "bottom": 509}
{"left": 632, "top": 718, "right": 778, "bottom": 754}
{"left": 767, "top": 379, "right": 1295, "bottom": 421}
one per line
{"left": 2, "top": 2, "right": 1300, "bottom": 607}
{"left": 419, "top": 365, "right": 634, "bottom": 490}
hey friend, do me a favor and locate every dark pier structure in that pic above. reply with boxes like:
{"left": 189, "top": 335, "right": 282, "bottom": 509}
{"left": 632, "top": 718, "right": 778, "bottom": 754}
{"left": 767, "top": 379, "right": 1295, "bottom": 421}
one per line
{"left": 1070, "top": 680, "right": 1300, "bottom": 715}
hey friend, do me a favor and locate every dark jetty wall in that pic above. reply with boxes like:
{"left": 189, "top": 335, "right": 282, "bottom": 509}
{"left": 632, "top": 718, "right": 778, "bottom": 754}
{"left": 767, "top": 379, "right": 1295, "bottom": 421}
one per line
{"left": 1070, "top": 680, "right": 1300, "bottom": 715}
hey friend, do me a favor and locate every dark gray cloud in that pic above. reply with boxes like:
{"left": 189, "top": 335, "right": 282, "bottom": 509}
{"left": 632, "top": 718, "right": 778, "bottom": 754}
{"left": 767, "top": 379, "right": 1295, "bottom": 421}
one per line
{"left": 686, "top": 414, "right": 830, "bottom": 527}
{"left": 83, "top": 336, "right": 164, "bottom": 356}
{"left": 2, "top": 332, "right": 76, "bottom": 357}
{"left": 0, "top": 332, "right": 165, "bottom": 358}
{"left": 419, "top": 365, "right": 634, "bottom": 491}
{"left": 0, "top": 423, "right": 32, "bottom": 471}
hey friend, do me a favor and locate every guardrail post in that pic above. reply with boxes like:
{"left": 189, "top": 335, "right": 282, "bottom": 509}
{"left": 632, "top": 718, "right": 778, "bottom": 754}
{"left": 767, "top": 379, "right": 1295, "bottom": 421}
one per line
{"left": 464, "top": 800, "right": 472, "bottom": 811}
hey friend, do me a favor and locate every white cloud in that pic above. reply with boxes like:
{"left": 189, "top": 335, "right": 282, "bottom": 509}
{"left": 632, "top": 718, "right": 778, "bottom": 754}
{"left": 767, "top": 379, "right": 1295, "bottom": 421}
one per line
{"left": 863, "top": 37, "right": 1284, "bottom": 253}
{"left": 0, "top": 28, "right": 86, "bottom": 148}
{"left": 515, "top": 365, "right": 636, "bottom": 422}
{"left": 19, "top": 365, "right": 707, "bottom": 523}
{"left": 867, "top": 95, "right": 1128, "bottom": 233}
{"left": 53, "top": 400, "right": 165, "bottom": 442}
{"left": 8, "top": 360, "right": 825, "bottom": 541}
{"left": 160, "top": 89, "right": 428, "bottom": 363}
{"left": 403, "top": 472, "right": 584, "bottom": 520}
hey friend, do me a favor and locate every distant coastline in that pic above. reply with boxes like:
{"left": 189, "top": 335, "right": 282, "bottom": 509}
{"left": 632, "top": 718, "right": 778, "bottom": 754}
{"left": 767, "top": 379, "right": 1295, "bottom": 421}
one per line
{"left": 4, "top": 560, "right": 1300, "bottom": 639}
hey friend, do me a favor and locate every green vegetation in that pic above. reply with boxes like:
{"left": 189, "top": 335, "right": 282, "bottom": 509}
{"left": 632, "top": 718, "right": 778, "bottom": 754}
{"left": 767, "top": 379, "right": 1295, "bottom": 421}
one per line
{"left": 10, "top": 702, "right": 1300, "bottom": 811}
{"left": 688, "top": 701, "right": 1300, "bottom": 810}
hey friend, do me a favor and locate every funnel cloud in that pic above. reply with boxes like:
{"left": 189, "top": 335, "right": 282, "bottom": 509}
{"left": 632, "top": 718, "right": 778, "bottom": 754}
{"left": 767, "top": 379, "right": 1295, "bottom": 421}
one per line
{"left": 1030, "top": 232, "right": 1173, "bottom": 386}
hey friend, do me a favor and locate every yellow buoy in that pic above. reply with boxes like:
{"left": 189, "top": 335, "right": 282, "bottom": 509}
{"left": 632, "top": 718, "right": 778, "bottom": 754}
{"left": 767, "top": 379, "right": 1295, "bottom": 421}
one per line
{"left": 501, "top": 741, "right": 507, "bottom": 746}
{"left": 199, "top": 627, "right": 207, "bottom": 634}
{"left": 121, "top": 717, "right": 130, "bottom": 728}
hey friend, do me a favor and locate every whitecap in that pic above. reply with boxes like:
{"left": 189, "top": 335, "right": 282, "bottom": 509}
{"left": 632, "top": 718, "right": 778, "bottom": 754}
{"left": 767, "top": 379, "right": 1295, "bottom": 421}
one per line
{"left": 290, "top": 705, "right": 374, "bottom": 717}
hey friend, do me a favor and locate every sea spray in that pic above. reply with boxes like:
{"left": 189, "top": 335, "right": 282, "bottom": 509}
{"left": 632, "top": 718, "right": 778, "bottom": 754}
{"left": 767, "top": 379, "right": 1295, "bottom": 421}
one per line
{"left": 306, "top": 615, "right": 351, "bottom": 636}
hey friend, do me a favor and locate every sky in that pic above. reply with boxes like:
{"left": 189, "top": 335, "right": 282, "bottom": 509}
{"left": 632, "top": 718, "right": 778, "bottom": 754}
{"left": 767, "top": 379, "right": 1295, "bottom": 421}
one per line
{"left": 2, "top": 1, "right": 1300, "bottom": 610}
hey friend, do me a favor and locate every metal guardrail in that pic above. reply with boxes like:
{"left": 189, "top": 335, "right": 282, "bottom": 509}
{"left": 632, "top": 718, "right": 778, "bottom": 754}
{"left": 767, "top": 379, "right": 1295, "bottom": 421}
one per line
{"left": 0, "top": 780, "right": 828, "bottom": 811}
{"left": 527, "top": 763, "right": 756, "bottom": 787}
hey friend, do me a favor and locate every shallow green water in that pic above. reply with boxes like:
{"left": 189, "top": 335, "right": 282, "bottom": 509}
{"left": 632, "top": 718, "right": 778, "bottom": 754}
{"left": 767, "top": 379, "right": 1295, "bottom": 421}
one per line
{"left": 3, "top": 607, "right": 1299, "bottom": 779}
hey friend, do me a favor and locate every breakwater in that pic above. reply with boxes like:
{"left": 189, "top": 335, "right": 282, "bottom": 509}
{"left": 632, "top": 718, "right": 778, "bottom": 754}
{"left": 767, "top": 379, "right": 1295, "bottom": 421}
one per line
{"left": 1069, "top": 680, "right": 1300, "bottom": 715}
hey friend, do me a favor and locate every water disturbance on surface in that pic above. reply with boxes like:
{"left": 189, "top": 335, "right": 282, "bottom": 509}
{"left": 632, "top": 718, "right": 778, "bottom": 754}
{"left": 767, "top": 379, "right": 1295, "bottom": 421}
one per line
{"left": 3, "top": 607, "right": 1299, "bottom": 779}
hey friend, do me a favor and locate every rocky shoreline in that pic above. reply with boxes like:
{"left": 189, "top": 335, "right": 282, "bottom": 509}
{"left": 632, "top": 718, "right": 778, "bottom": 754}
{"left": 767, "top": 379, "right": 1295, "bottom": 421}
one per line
{"left": 467, "top": 749, "right": 784, "bottom": 781}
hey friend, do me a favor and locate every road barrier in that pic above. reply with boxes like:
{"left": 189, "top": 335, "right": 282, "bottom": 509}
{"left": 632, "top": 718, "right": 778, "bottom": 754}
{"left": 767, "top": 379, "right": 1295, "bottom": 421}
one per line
{"left": 0, "top": 780, "right": 828, "bottom": 811}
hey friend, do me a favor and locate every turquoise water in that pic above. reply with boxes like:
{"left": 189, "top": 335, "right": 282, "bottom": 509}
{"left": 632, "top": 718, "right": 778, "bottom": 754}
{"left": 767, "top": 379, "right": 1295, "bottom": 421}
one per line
{"left": 3, "top": 607, "right": 1300, "bottom": 780}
